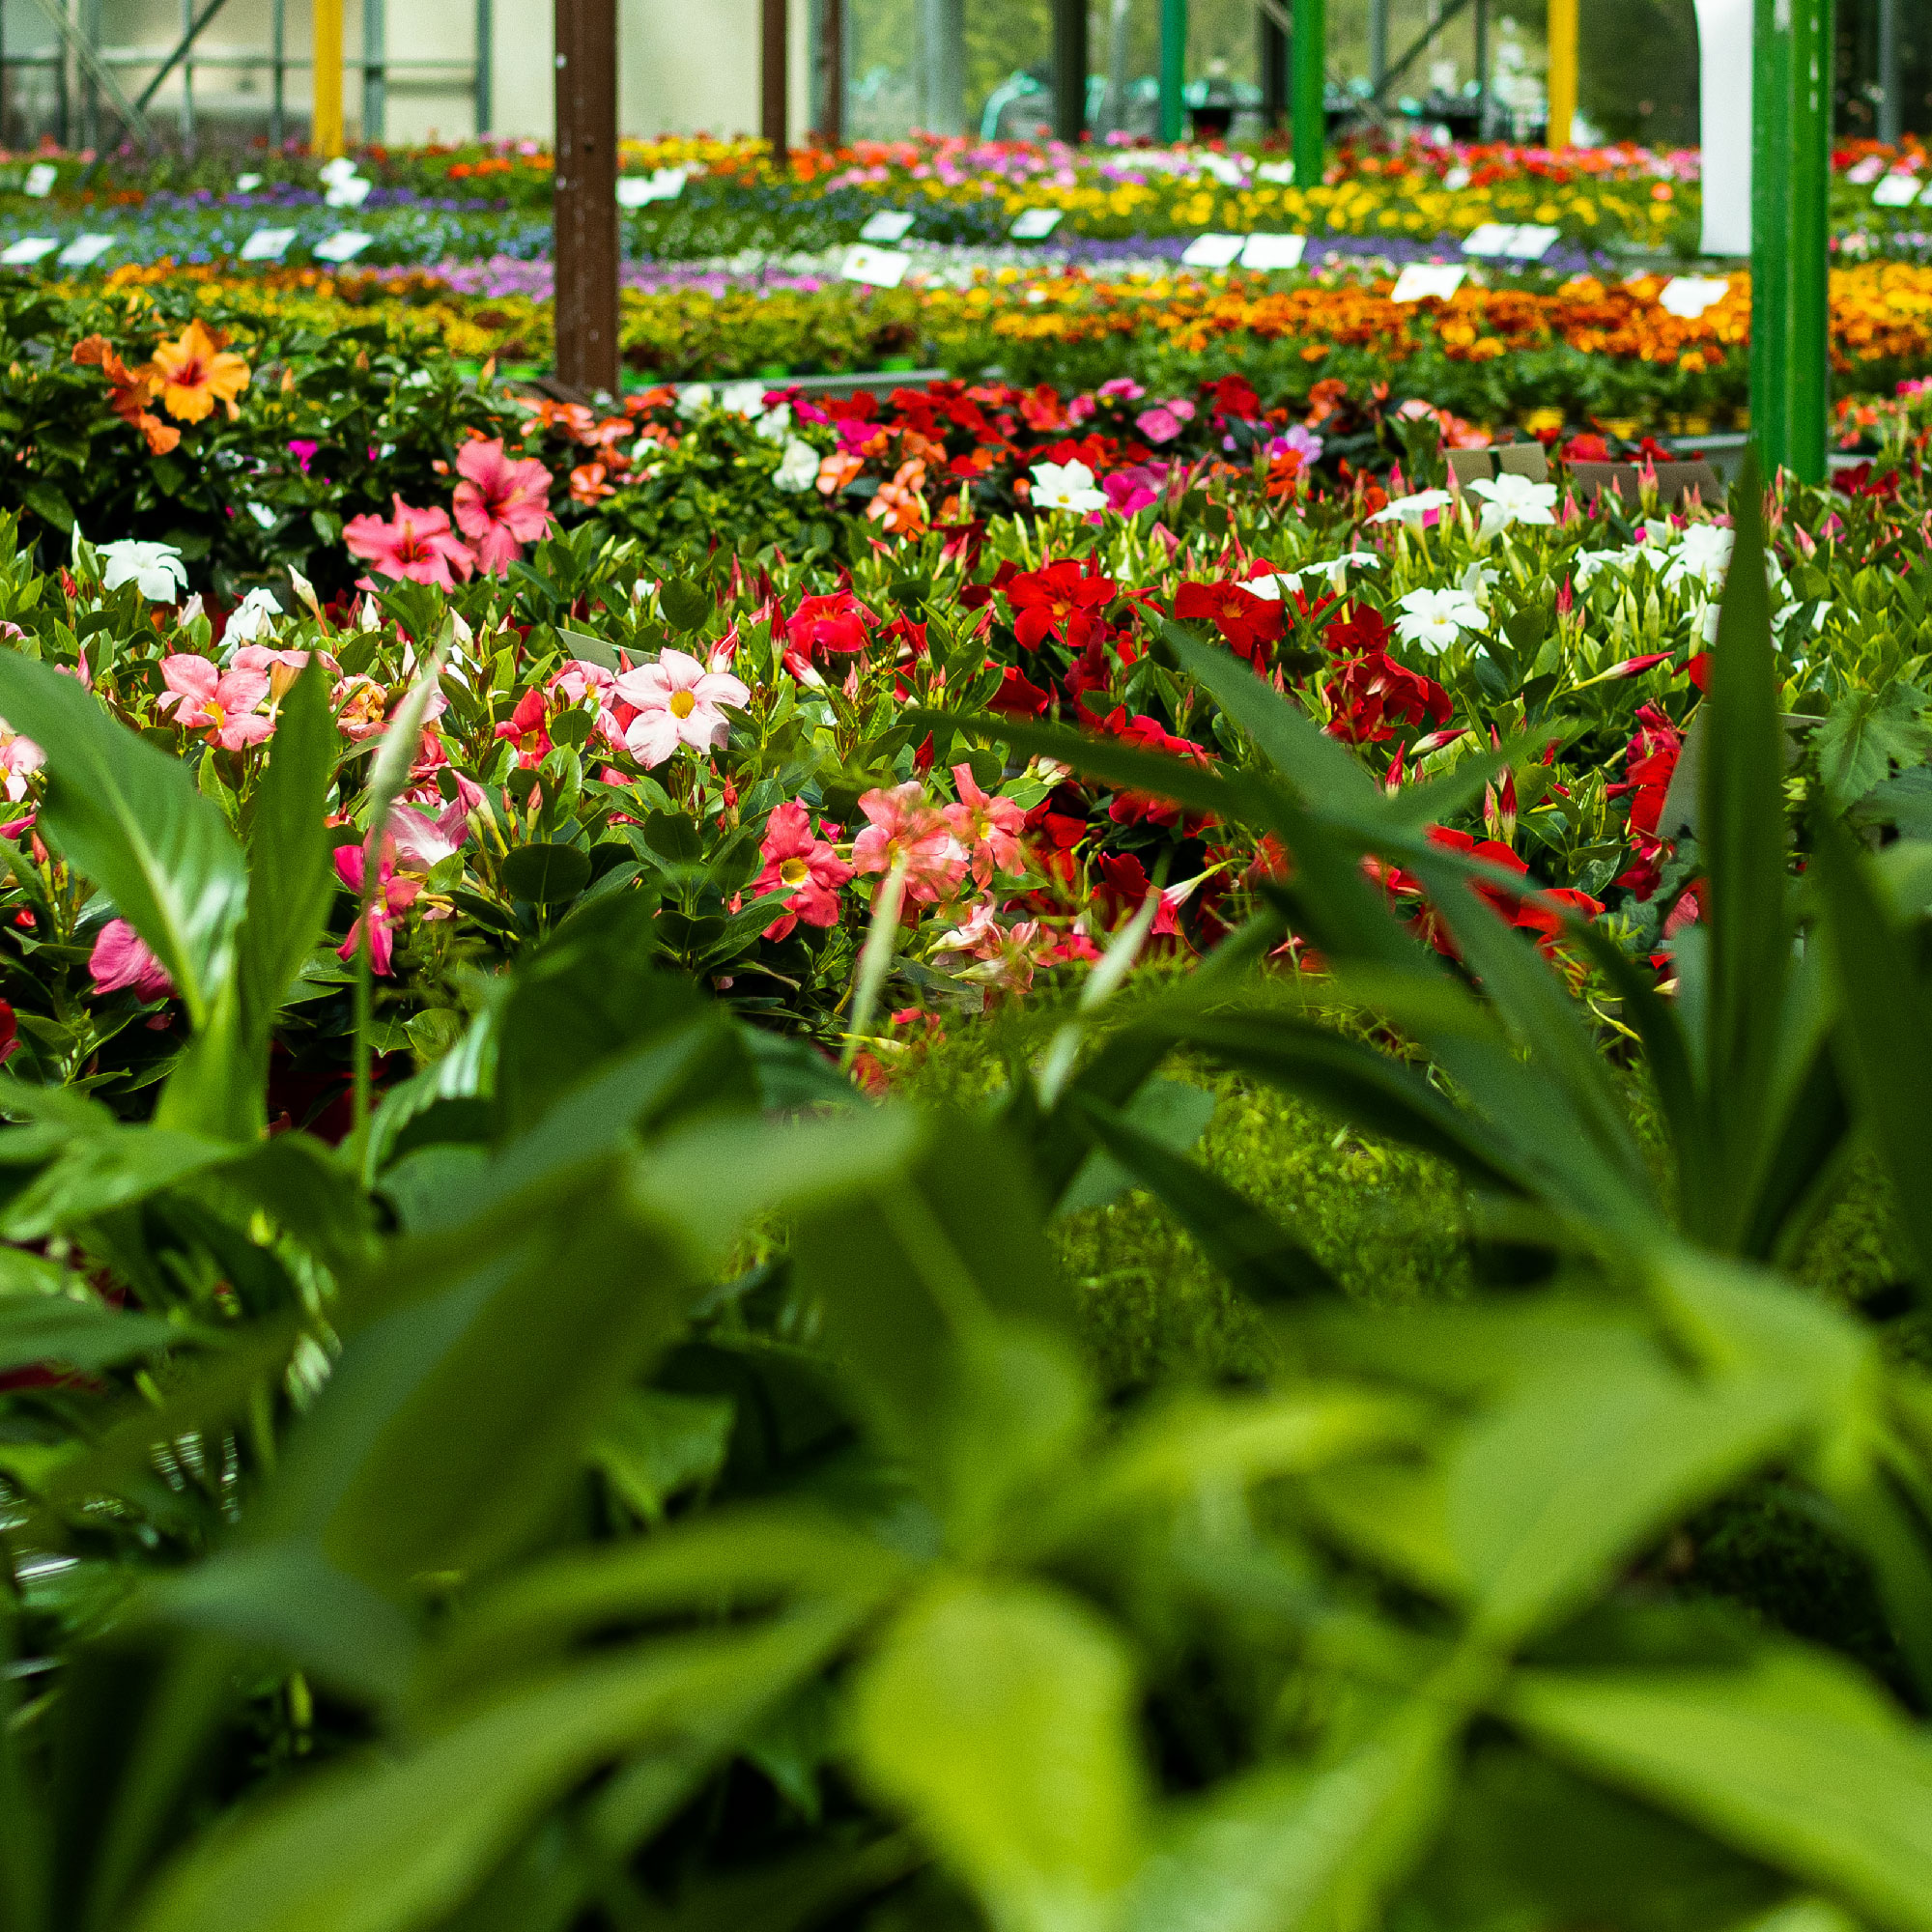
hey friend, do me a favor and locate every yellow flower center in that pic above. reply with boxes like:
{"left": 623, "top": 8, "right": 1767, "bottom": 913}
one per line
{"left": 668, "top": 690, "right": 696, "bottom": 719}
{"left": 780, "top": 856, "right": 810, "bottom": 887}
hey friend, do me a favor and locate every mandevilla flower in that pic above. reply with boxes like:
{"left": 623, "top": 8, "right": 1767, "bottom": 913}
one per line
{"left": 1394, "top": 587, "right": 1487, "bottom": 652}
{"left": 753, "top": 802, "right": 854, "bottom": 940}
{"left": 99, "top": 540, "right": 187, "bottom": 602}
{"left": 1029, "top": 459, "right": 1108, "bottom": 514}
{"left": 158, "top": 654, "right": 272, "bottom": 749}
{"left": 90, "top": 919, "right": 172, "bottom": 1002}
{"left": 614, "top": 650, "right": 750, "bottom": 767}
{"left": 851, "top": 782, "right": 967, "bottom": 903}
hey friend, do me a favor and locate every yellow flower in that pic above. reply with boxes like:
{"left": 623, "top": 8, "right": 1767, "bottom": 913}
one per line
{"left": 147, "top": 318, "right": 250, "bottom": 423}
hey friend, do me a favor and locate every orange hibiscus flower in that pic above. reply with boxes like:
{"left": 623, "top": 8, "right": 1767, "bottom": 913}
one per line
{"left": 71, "top": 334, "right": 180, "bottom": 454}
{"left": 147, "top": 319, "right": 250, "bottom": 423}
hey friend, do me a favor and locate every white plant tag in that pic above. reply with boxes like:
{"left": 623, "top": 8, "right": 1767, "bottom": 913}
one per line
{"left": 1390, "top": 263, "right": 1467, "bottom": 302}
{"left": 840, "top": 243, "right": 911, "bottom": 288}
{"left": 1239, "top": 232, "right": 1306, "bottom": 270}
{"left": 1179, "top": 232, "right": 1245, "bottom": 268}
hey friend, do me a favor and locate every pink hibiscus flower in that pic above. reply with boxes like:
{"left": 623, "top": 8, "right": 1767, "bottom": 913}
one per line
{"left": 850, "top": 782, "right": 966, "bottom": 904}
{"left": 157, "top": 653, "right": 272, "bottom": 750}
{"left": 90, "top": 919, "right": 172, "bottom": 1001}
{"left": 753, "top": 801, "right": 854, "bottom": 940}
{"left": 944, "top": 762, "right": 1028, "bottom": 884}
{"left": 343, "top": 496, "right": 476, "bottom": 591}
{"left": 613, "top": 649, "right": 751, "bottom": 768}
{"left": 451, "top": 438, "right": 555, "bottom": 573}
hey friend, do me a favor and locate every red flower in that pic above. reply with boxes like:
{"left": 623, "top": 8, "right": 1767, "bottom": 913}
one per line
{"left": 987, "top": 663, "right": 1052, "bottom": 716}
{"left": 1007, "top": 560, "right": 1115, "bottom": 651}
{"left": 1323, "top": 652, "right": 1453, "bottom": 746}
{"left": 494, "top": 686, "right": 552, "bottom": 768}
{"left": 1173, "top": 581, "right": 1285, "bottom": 663}
{"left": 1605, "top": 702, "right": 1684, "bottom": 898}
{"left": 1203, "top": 373, "right": 1262, "bottom": 420}
{"left": 753, "top": 801, "right": 854, "bottom": 940}
{"left": 787, "top": 592, "right": 873, "bottom": 659}
{"left": 1323, "top": 605, "right": 1393, "bottom": 656}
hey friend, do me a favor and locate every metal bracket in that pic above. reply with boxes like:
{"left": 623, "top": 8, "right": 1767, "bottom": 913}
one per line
{"left": 20, "top": 0, "right": 158, "bottom": 145}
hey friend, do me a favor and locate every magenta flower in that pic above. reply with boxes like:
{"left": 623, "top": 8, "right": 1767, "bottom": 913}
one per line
{"left": 753, "top": 801, "right": 853, "bottom": 939}
{"left": 1102, "top": 466, "right": 1164, "bottom": 516}
{"left": 451, "top": 438, "right": 555, "bottom": 573}
{"left": 158, "top": 653, "right": 272, "bottom": 749}
{"left": 343, "top": 495, "right": 476, "bottom": 591}
{"left": 613, "top": 649, "right": 751, "bottom": 768}
{"left": 0, "top": 716, "right": 44, "bottom": 802}
{"left": 851, "top": 782, "right": 966, "bottom": 905}
{"left": 332, "top": 843, "right": 423, "bottom": 977}
{"left": 91, "top": 919, "right": 172, "bottom": 1001}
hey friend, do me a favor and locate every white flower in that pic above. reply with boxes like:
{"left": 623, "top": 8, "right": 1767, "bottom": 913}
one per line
{"left": 1663, "top": 523, "right": 1735, "bottom": 591}
{"left": 1250, "top": 552, "right": 1381, "bottom": 599}
{"left": 755, "top": 402, "right": 793, "bottom": 440}
{"left": 719, "top": 380, "right": 768, "bottom": 417}
{"left": 1393, "top": 586, "right": 1486, "bottom": 652}
{"left": 614, "top": 649, "right": 751, "bottom": 767}
{"left": 245, "top": 501, "right": 276, "bottom": 529}
{"left": 1029, "top": 459, "right": 1107, "bottom": 514}
{"left": 99, "top": 540, "right": 186, "bottom": 602}
{"left": 1571, "top": 547, "right": 1633, "bottom": 588}
{"left": 1369, "top": 488, "right": 1453, "bottom": 526}
{"left": 225, "top": 586, "right": 284, "bottom": 644}
{"left": 1463, "top": 470, "right": 1558, "bottom": 538}
{"left": 675, "top": 383, "right": 715, "bottom": 418}
{"left": 773, "top": 438, "right": 821, "bottom": 494}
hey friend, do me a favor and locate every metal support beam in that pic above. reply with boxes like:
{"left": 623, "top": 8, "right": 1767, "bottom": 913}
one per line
{"left": 1749, "top": 0, "right": 1833, "bottom": 482}
{"left": 1547, "top": 0, "right": 1576, "bottom": 145}
{"left": 817, "top": 0, "right": 845, "bottom": 141}
{"left": 1472, "top": 0, "right": 1488, "bottom": 133}
{"left": 1879, "top": 0, "right": 1900, "bottom": 145}
{"left": 474, "top": 0, "right": 493, "bottom": 133}
{"left": 1371, "top": 0, "right": 1473, "bottom": 102}
{"left": 921, "top": 0, "right": 964, "bottom": 136}
{"left": 761, "top": 0, "right": 788, "bottom": 156}
{"left": 363, "top": 0, "right": 385, "bottom": 143}
{"left": 313, "top": 0, "right": 343, "bottom": 154}
{"left": 1368, "top": 0, "right": 1387, "bottom": 92}
{"left": 1293, "top": 0, "right": 1324, "bottom": 184}
{"left": 1160, "top": 0, "right": 1186, "bottom": 140}
{"left": 270, "top": 0, "right": 286, "bottom": 145}
{"left": 554, "top": 0, "right": 619, "bottom": 395}
{"left": 22, "top": 0, "right": 158, "bottom": 144}
{"left": 1052, "top": 0, "right": 1087, "bottom": 141}
{"left": 1260, "top": 0, "right": 1288, "bottom": 130}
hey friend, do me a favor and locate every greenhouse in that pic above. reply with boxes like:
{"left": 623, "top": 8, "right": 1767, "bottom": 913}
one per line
{"left": 0, "top": 5, "right": 1930, "bottom": 1931}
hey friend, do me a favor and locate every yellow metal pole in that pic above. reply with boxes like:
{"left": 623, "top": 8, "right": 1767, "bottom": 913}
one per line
{"left": 313, "top": 0, "right": 345, "bottom": 156}
{"left": 1547, "top": 0, "right": 1577, "bottom": 148}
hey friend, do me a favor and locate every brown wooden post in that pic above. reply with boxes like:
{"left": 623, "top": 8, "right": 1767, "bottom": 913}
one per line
{"left": 554, "top": 0, "right": 619, "bottom": 395}
{"left": 761, "top": 0, "right": 788, "bottom": 156}
{"left": 817, "top": 0, "right": 844, "bottom": 144}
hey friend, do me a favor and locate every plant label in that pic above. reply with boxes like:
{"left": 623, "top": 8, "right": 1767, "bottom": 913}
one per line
{"left": 1461, "top": 222, "right": 1515, "bottom": 257}
{"left": 1504, "top": 224, "right": 1559, "bottom": 259}
{"left": 617, "top": 167, "right": 688, "bottom": 208}
{"left": 1196, "top": 152, "right": 1246, "bottom": 186}
{"left": 240, "top": 227, "right": 298, "bottom": 261}
{"left": 1240, "top": 232, "right": 1306, "bottom": 270}
{"left": 325, "top": 174, "right": 373, "bottom": 209}
{"left": 1390, "top": 263, "right": 1466, "bottom": 303}
{"left": 1873, "top": 172, "right": 1922, "bottom": 206}
{"left": 1009, "top": 208, "right": 1064, "bottom": 241}
{"left": 314, "top": 229, "right": 375, "bottom": 263}
{"left": 840, "top": 243, "right": 911, "bottom": 288}
{"left": 0, "top": 238, "right": 58, "bottom": 265}
{"left": 862, "top": 209, "right": 917, "bottom": 242}
{"left": 22, "top": 164, "right": 56, "bottom": 198}
{"left": 1659, "top": 274, "right": 1729, "bottom": 317}
{"left": 1179, "top": 232, "right": 1245, "bottom": 269}
{"left": 1256, "top": 160, "right": 1295, "bottom": 185}
{"left": 56, "top": 234, "right": 114, "bottom": 268}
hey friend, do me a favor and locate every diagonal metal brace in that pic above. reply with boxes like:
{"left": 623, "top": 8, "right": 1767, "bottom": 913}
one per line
{"left": 21, "top": 0, "right": 158, "bottom": 145}
{"left": 127, "top": 0, "right": 241, "bottom": 118}
{"left": 1370, "top": 0, "right": 1475, "bottom": 102}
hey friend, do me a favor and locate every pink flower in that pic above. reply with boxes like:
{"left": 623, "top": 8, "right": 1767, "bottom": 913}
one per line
{"left": 230, "top": 644, "right": 328, "bottom": 705}
{"left": 451, "top": 438, "right": 555, "bottom": 573}
{"left": 549, "top": 658, "right": 623, "bottom": 751}
{"left": 850, "top": 782, "right": 967, "bottom": 904}
{"left": 332, "top": 843, "right": 424, "bottom": 977}
{"left": 0, "top": 716, "right": 44, "bottom": 802}
{"left": 930, "top": 895, "right": 1043, "bottom": 993}
{"left": 1102, "top": 466, "right": 1164, "bottom": 516}
{"left": 157, "top": 653, "right": 272, "bottom": 749}
{"left": 1135, "top": 399, "right": 1194, "bottom": 444}
{"left": 613, "top": 649, "right": 751, "bottom": 767}
{"left": 944, "top": 762, "right": 1027, "bottom": 884}
{"left": 1098, "top": 376, "right": 1146, "bottom": 401}
{"left": 387, "top": 792, "right": 473, "bottom": 871}
{"left": 343, "top": 496, "right": 476, "bottom": 590}
{"left": 753, "top": 801, "right": 853, "bottom": 940}
{"left": 91, "top": 919, "right": 172, "bottom": 1001}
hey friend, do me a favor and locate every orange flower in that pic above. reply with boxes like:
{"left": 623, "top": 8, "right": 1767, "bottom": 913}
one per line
{"left": 569, "top": 461, "right": 615, "bottom": 503}
{"left": 147, "top": 319, "right": 250, "bottom": 423}
{"left": 866, "top": 458, "right": 928, "bottom": 535}
{"left": 71, "top": 334, "right": 180, "bottom": 454}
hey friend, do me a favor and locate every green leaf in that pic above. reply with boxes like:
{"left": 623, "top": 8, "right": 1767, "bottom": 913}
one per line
{"left": 500, "top": 842, "right": 592, "bottom": 905}
{"left": 1122, "top": 1709, "right": 1453, "bottom": 1932}
{"left": 1815, "top": 684, "right": 1932, "bottom": 808}
{"left": 0, "top": 650, "right": 245, "bottom": 1024}
{"left": 128, "top": 1613, "right": 853, "bottom": 1932}
{"left": 0, "top": 1297, "right": 182, "bottom": 1376}
{"left": 853, "top": 1579, "right": 1145, "bottom": 1932}
{"left": 1072, "top": 1094, "right": 1340, "bottom": 1305}
{"left": 1508, "top": 1648, "right": 1932, "bottom": 1932}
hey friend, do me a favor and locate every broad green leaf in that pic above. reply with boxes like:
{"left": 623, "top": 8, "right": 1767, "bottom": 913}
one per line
{"left": 0, "top": 650, "right": 245, "bottom": 1024}
{"left": 1122, "top": 1708, "right": 1454, "bottom": 1932}
{"left": 128, "top": 1612, "right": 852, "bottom": 1932}
{"left": 1508, "top": 1648, "right": 1932, "bottom": 1932}
{"left": 853, "top": 1578, "right": 1145, "bottom": 1932}
{"left": 1815, "top": 683, "right": 1932, "bottom": 808}
{"left": 0, "top": 1298, "right": 183, "bottom": 1375}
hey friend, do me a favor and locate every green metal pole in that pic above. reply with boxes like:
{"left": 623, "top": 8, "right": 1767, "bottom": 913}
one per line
{"left": 1749, "top": 0, "right": 1833, "bottom": 483}
{"left": 1292, "top": 0, "right": 1325, "bottom": 184}
{"left": 1160, "top": 0, "right": 1186, "bottom": 142}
